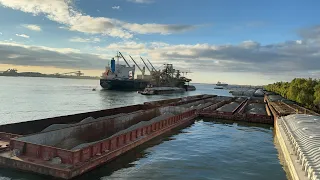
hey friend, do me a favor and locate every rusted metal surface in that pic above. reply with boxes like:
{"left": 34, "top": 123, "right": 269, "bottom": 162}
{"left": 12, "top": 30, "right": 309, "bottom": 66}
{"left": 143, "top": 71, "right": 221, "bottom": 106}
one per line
{"left": 199, "top": 98, "right": 273, "bottom": 124}
{"left": 0, "top": 133, "right": 20, "bottom": 152}
{"left": 200, "top": 112, "right": 273, "bottom": 124}
{"left": 269, "top": 101, "right": 294, "bottom": 116}
{"left": 268, "top": 101, "right": 318, "bottom": 117}
{"left": 265, "top": 104, "right": 272, "bottom": 116}
{"left": 237, "top": 100, "right": 249, "bottom": 114}
{"left": 202, "top": 100, "right": 231, "bottom": 112}
{"left": 0, "top": 109, "right": 196, "bottom": 179}
{"left": 265, "top": 94, "right": 319, "bottom": 117}
{"left": 285, "top": 103, "right": 319, "bottom": 116}
{"left": 232, "top": 98, "right": 248, "bottom": 114}
{"left": 168, "top": 95, "right": 216, "bottom": 106}
{"left": 143, "top": 94, "right": 211, "bottom": 107}
{"left": 0, "top": 132, "right": 20, "bottom": 141}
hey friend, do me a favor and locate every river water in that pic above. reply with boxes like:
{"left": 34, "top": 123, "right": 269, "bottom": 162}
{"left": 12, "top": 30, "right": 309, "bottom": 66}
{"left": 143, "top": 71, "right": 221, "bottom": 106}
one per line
{"left": 0, "top": 77, "right": 287, "bottom": 180}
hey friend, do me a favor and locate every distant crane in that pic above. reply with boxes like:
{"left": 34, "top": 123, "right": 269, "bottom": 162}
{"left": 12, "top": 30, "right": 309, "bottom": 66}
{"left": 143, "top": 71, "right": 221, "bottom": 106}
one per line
{"left": 60, "top": 71, "right": 84, "bottom": 76}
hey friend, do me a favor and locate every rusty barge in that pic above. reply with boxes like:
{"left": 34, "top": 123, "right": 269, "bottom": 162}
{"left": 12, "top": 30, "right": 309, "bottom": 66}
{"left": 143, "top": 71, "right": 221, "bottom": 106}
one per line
{"left": 0, "top": 95, "right": 214, "bottom": 179}
{"left": 198, "top": 96, "right": 274, "bottom": 124}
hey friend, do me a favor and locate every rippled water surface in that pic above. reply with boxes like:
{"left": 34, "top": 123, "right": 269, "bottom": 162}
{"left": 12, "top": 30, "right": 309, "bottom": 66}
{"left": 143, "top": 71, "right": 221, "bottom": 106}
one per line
{"left": 0, "top": 77, "right": 286, "bottom": 180}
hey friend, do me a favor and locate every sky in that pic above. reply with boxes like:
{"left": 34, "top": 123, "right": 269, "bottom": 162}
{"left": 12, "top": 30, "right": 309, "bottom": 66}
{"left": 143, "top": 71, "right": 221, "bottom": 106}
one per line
{"left": 0, "top": 0, "right": 320, "bottom": 85}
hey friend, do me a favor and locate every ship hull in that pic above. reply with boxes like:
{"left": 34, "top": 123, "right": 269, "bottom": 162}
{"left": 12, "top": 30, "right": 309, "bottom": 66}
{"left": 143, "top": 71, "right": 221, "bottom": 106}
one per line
{"left": 100, "top": 79, "right": 149, "bottom": 90}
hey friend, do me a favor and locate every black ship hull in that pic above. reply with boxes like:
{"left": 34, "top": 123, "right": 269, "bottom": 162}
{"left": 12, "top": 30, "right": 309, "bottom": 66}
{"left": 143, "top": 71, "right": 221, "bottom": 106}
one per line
{"left": 100, "top": 79, "right": 149, "bottom": 90}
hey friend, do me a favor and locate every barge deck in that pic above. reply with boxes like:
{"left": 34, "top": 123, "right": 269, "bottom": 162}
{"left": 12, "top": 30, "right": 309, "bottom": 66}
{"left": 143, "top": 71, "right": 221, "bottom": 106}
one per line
{"left": 199, "top": 96, "right": 273, "bottom": 124}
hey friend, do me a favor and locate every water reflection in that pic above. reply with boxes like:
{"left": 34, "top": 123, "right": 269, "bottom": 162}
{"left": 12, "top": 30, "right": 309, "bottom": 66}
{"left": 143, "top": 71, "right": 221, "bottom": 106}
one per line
{"left": 202, "top": 118, "right": 273, "bottom": 130}
{"left": 82, "top": 120, "right": 284, "bottom": 180}
{"left": 76, "top": 127, "right": 189, "bottom": 180}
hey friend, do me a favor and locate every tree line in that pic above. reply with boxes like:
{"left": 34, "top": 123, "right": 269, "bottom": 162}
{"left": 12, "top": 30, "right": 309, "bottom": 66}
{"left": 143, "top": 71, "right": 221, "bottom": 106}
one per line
{"left": 264, "top": 78, "right": 320, "bottom": 112}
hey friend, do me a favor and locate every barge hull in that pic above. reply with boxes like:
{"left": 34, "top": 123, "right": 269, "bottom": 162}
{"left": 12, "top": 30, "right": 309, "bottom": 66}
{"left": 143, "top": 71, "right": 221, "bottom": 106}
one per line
{"left": 71, "top": 114, "right": 197, "bottom": 179}
{"left": 0, "top": 110, "right": 197, "bottom": 179}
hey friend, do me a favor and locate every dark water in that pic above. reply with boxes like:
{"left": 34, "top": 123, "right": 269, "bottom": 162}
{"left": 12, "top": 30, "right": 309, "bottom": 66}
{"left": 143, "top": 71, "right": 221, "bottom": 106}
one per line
{"left": 0, "top": 77, "right": 286, "bottom": 180}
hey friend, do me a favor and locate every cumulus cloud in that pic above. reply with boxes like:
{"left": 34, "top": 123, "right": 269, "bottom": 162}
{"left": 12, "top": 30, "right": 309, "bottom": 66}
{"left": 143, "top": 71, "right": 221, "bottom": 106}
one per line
{"left": 15, "top": 34, "right": 29, "bottom": 38}
{"left": 0, "top": 41, "right": 108, "bottom": 70}
{"left": 112, "top": 6, "right": 120, "bottom": 10}
{"left": 127, "top": 0, "right": 153, "bottom": 3}
{"left": 0, "top": 32, "right": 2, "bottom": 35}
{"left": 0, "top": 0, "right": 194, "bottom": 38}
{"left": 69, "top": 37, "right": 101, "bottom": 43}
{"left": 23, "top": 24, "right": 41, "bottom": 31}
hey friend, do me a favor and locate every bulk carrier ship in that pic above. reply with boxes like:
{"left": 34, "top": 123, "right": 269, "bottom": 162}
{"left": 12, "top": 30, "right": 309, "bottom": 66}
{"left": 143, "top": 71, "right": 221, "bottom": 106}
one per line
{"left": 100, "top": 52, "right": 196, "bottom": 93}
{"left": 100, "top": 52, "right": 150, "bottom": 90}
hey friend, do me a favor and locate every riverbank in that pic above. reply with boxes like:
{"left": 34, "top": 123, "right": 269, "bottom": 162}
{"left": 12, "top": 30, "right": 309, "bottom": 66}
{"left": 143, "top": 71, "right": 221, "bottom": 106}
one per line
{"left": 0, "top": 70, "right": 99, "bottom": 80}
{"left": 0, "top": 74, "right": 99, "bottom": 80}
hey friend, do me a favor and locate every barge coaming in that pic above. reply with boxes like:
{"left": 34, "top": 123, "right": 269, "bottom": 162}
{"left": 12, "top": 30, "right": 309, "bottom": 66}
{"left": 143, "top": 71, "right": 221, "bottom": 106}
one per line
{"left": 0, "top": 109, "right": 197, "bottom": 179}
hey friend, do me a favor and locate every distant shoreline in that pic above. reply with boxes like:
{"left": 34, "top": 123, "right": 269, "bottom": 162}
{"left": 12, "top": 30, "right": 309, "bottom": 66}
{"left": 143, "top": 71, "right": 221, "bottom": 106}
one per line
{"left": 0, "top": 74, "right": 100, "bottom": 80}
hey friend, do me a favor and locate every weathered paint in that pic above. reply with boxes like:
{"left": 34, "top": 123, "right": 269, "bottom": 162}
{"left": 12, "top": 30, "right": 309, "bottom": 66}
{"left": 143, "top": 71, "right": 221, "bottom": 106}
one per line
{"left": 0, "top": 110, "right": 196, "bottom": 179}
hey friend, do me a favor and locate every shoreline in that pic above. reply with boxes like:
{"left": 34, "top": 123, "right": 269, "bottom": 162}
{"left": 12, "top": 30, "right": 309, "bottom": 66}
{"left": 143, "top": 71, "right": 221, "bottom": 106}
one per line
{"left": 0, "top": 75, "right": 99, "bottom": 80}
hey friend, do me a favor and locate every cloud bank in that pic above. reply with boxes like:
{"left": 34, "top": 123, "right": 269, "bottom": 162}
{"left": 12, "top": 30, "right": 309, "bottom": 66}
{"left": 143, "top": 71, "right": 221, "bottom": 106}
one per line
{"left": 1, "top": 24, "right": 320, "bottom": 77}
{"left": 0, "top": 41, "right": 107, "bottom": 70}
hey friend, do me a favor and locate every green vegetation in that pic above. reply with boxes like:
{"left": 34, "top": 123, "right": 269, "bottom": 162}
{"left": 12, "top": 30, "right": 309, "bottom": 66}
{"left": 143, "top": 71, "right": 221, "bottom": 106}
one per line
{"left": 265, "top": 78, "right": 320, "bottom": 112}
